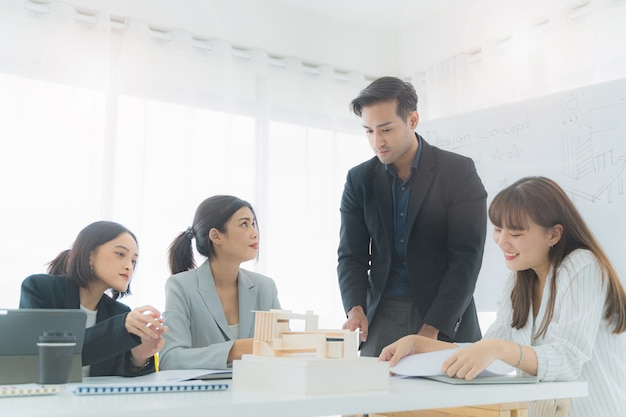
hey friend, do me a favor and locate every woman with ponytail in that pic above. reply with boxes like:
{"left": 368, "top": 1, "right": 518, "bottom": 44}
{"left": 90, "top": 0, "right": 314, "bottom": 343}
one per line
{"left": 159, "top": 195, "right": 280, "bottom": 370}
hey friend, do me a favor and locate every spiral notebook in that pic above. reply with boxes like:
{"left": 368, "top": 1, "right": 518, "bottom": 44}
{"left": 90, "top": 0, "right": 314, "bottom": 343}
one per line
{"left": 67, "top": 370, "right": 229, "bottom": 396}
{"left": 69, "top": 380, "right": 228, "bottom": 395}
{"left": 0, "top": 384, "right": 62, "bottom": 397}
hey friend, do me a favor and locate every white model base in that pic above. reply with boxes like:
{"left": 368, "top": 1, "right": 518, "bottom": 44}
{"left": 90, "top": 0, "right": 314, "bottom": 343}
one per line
{"left": 232, "top": 355, "right": 389, "bottom": 394}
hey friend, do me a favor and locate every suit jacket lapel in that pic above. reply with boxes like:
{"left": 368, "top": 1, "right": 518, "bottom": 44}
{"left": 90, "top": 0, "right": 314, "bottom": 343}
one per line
{"left": 196, "top": 261, "right": 232, "bottom": 339}
{"left": 407, "top": 138, "right": 434, "bottom": 232}
{"left": 238, "top": 270, "right": 258, "bottom": 338}
{"left": 373, "top": 164, "right": 395, "bottom": 252}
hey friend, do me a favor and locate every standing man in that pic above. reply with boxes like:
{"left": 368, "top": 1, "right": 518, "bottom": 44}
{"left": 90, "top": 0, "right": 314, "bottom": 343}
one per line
{"left": 338, "top": 76, "right": 487, "bottom": 357}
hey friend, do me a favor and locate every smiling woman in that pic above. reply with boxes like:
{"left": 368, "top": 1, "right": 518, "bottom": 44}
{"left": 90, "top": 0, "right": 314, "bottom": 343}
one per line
{"left": 19, "top": 221, "right": 169, "bottom": 377}
{"left": 379, "top": 176, "right": 626, "bottom": 417}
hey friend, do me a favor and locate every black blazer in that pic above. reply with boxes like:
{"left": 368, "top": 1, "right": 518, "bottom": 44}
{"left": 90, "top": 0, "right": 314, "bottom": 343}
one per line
{"left": 338, "top": 135, "right": 487, "bottom": 342}
{"left": 19, "top": 274, "right": 154, "bottom": 377}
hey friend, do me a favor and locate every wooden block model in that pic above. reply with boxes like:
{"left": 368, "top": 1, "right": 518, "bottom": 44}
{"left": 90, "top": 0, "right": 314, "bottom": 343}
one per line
{"left": 233, "top": 309, "right": 389, "bottom": 394}
{"left": 251, "top": 309, "right": 358, "bottom": 359}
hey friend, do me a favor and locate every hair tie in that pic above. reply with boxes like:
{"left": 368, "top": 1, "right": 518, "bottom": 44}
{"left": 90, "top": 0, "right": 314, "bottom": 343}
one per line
{"left": 185, "top": 227, "right": 195, "bottom": 239}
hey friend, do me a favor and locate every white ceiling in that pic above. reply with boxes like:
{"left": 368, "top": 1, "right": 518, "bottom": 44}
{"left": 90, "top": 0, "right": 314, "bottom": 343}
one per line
{"left": 271, "top": 0, "right": 459, "bottom": 33}
{"left": 270, "top": 0, "right": 587, "bottom": 35}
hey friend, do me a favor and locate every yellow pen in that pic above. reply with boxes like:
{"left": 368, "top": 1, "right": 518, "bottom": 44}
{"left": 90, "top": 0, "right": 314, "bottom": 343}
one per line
{"left": 154, "top": 352, "right": 159, "bottom": 372}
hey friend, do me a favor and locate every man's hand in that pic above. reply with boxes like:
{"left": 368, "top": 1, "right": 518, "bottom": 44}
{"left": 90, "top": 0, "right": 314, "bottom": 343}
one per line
{"left": 342, "top": 305, "right": 368, "bottom": 342}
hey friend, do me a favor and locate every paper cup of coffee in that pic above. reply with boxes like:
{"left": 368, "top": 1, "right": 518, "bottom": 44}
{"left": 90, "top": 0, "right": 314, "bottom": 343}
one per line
{"left": 37, "top": 331, "right": 77, "bottom": 385}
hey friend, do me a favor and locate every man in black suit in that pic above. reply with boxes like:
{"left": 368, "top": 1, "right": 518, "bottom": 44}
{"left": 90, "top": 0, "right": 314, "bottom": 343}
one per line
{"left": 338, "top": 76, "right": 487, "bottom": 357}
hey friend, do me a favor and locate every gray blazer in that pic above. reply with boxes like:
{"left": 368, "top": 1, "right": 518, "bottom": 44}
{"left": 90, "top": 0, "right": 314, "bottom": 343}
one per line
{"left": 159, "top": 260, "right": 280, "bottom": 370}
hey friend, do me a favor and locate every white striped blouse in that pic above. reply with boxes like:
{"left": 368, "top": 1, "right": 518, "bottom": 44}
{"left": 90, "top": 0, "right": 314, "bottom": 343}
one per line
{"left": 485, "top": 249, "right": 626, "bottom": 417}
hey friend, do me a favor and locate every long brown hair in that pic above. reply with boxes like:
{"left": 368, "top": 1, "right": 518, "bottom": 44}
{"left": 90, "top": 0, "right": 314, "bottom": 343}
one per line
{"left": 488, "top": 176, "right": 626, "bottom": 337}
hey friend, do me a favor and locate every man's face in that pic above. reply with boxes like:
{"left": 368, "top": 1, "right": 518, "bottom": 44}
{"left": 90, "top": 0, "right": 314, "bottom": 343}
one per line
{"left": 361, "top": 100, "right": 418, "bottom": 166}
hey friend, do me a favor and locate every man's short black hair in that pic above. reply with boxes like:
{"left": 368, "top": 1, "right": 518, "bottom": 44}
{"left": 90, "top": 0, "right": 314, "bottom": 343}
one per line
{"left": 350, "top": 76, "right": 418, "bottom": 120}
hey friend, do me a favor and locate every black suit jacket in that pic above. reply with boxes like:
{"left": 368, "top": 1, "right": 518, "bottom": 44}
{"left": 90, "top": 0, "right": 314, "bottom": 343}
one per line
{"left": 337, "top": 135, "right": 487, "bottom": 342}
{"left": 19, "top": 274, "right": 154, "bottom": 376}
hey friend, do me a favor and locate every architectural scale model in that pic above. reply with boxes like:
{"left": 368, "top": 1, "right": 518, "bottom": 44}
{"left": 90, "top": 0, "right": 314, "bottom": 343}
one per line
{"left": 251, "top": 309, "right": 358, "bottom": 359}
{"left": 232, "top": 309, "right": 389, "bottom": 394}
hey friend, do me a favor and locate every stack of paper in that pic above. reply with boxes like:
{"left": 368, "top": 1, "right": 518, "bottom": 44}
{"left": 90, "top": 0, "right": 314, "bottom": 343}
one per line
{"left": 390, "top": 348, "right": 538, "bottom": 384}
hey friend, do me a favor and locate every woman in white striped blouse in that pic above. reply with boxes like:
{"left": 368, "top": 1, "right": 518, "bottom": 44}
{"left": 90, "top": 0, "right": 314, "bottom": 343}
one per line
{"left": 379, "top": 176, "right": 626, "bottom": 417}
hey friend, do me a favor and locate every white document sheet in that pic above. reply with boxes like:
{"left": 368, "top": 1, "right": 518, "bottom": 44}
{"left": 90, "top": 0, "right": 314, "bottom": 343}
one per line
{"left": 389, "top": 347, "right": 516, "bottom": 377}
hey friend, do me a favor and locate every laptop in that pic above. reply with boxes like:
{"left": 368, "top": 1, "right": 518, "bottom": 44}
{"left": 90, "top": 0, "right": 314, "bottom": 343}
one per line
{"left": 0, "top": 308, "right": 86, "bottom": 384}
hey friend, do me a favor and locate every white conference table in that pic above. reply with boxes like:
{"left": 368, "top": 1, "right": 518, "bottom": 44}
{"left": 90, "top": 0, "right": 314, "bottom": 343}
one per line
{"left": 1, "top": 377, "right": 587, "bottom": 417}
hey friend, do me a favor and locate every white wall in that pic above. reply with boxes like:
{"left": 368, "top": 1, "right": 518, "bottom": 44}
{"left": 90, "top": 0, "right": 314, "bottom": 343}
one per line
{"left": 399, "top": 0, "right": 567, "bottom": 75}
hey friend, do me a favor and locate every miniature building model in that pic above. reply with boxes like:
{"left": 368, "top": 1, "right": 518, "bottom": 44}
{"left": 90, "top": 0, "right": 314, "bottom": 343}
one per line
{"left": 252, "top": 309, "right": 358, "bottom": 359}
{"left": 232, "top": 309, "right": 389, "bottom": 394}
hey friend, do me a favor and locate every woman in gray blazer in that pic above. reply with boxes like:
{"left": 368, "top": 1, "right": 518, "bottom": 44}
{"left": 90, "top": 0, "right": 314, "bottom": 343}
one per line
{"left": 159, "top": 195, "right": 281, "bottom": 370}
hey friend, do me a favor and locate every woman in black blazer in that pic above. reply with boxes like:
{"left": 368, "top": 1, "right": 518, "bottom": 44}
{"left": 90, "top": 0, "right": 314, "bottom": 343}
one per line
{"left": 19, "top": 221, "right": 168, "bottom": 377}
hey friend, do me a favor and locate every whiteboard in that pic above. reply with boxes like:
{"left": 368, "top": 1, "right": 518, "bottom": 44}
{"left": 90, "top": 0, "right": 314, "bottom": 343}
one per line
{"left": 419, "top": 77, "right": 626, "bottom": 312}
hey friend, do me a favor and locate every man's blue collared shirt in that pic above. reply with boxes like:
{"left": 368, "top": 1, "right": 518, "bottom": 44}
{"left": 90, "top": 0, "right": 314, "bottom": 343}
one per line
{"left": 383, "top": 135, "right": 422, "bottom": 298}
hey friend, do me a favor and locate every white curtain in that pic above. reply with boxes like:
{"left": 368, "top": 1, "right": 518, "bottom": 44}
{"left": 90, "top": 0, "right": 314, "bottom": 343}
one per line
{"left": 0, "top": 0, "right": 372, "bottom": 329}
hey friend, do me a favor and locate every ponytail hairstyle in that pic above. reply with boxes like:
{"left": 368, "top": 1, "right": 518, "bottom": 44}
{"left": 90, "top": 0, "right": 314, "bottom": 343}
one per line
{"left": 47, "top": 221, "right": 138, "bottom": 300}
{"left": 48, "top": 249, "right": 71, "bottom": 276}
{"left": 168, "top": 195, "right": 257, "bottom": 275}
{"left": 488, "top": 176, "right": 626, "bottom": 337}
